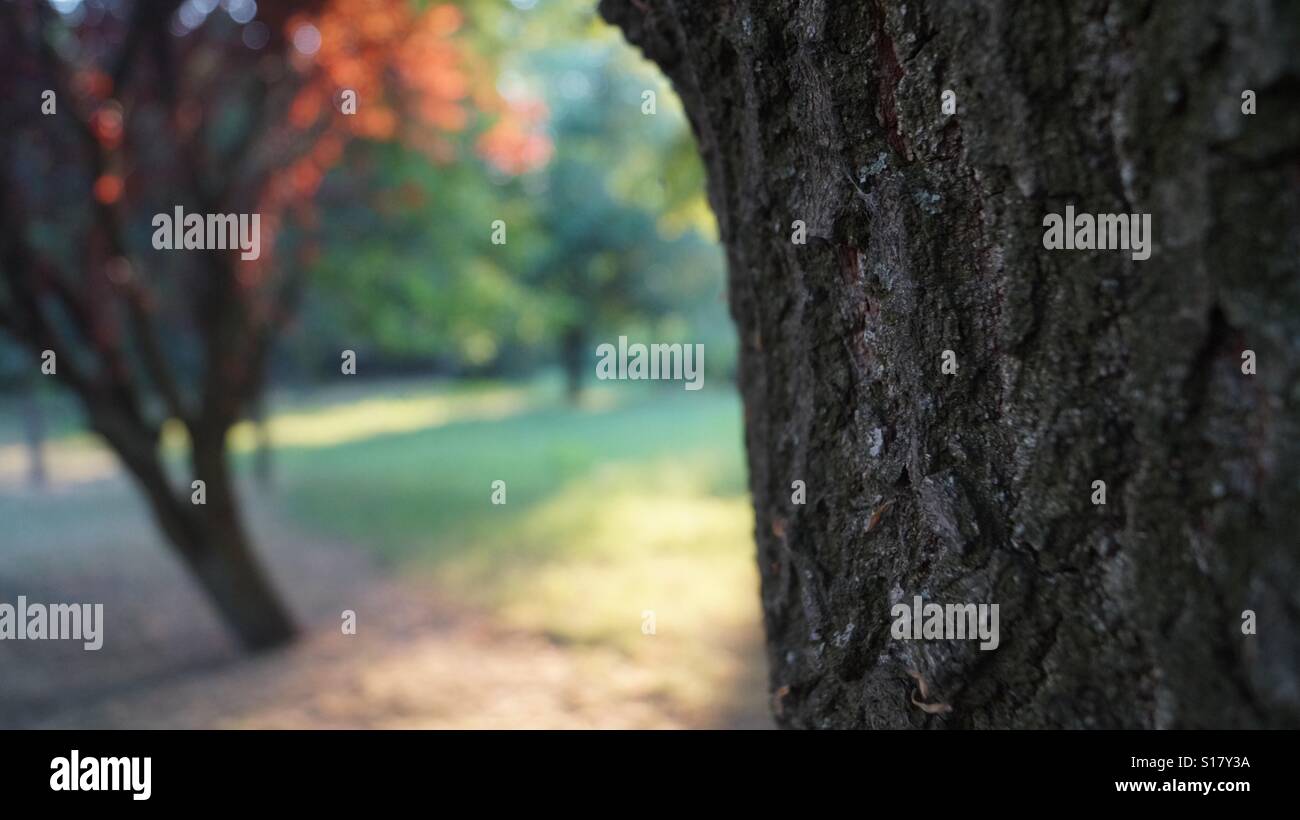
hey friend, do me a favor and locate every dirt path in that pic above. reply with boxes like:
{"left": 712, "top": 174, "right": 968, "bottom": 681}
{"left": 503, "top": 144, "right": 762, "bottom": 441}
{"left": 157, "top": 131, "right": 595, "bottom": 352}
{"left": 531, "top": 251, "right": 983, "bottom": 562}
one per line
{"left": 0, "top": 478, "right": 770, "bottom": 729}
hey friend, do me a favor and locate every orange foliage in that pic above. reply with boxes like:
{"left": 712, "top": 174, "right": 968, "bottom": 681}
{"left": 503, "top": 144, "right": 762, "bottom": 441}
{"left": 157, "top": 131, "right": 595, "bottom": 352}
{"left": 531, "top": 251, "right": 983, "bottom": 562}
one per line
{"left": 255, "top": 0, "right": 553, "bottom": 267}
{"left": 93, "top": 174, "right": 123, "bottom": 204}
{"left": 285, "top": 0, "right": 470, "bottom": 148}
{"left": 74, "top": 69, "right": 113, "bottom": 100}
{"left": 280, "top": 0, "right": 551, "bottom": 185}
{"left": 477, "top": 97, "right": 553, "bottom": 176}
{"left": 91, "top": 103, "right": 124, "bottom": 149}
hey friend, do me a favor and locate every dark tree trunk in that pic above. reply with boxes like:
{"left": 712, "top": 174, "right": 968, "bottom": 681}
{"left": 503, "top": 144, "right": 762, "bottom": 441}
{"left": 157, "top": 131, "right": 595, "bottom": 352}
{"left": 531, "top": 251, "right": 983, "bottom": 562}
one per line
{"left": 561, "top": 325, "right": 587, "bottom": 403}
{"left": 603, "top": 0, "right": 1300, "bottom": 727}
{"left": 184, "top": 430, "right": 296, "bottom": 650}
{"left": 91, "top": 409, "right": 297, "bottom": 652}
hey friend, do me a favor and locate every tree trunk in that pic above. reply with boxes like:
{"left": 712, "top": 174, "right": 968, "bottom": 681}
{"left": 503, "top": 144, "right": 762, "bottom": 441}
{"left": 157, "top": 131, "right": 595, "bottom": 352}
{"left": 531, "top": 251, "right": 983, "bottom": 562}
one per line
{"left": 561, "top": 325, "right": 586, "bottom": 404}
{"left": 93, "top": 410, "right": 297, "bottom": 652}
{"left": 602, "top": 0, "right": 1300, "bottom": 728}
{"left": 184, "top": 432, "right": 297, "bottom": 650}
{"left": 177, "top": 508, "right": 296, "bottom": 651}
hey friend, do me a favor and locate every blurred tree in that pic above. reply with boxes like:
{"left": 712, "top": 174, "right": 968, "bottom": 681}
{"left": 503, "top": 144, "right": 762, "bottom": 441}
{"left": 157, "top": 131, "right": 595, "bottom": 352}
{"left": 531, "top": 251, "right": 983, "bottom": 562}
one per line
{"left": 0, "top": 0, "right": 509, "bottom": 650}
{"left": 522, "top": 44, "right": 725, "bottom": 400}
{"left": 299, "top": 5, "right": 728, "bottom": 399}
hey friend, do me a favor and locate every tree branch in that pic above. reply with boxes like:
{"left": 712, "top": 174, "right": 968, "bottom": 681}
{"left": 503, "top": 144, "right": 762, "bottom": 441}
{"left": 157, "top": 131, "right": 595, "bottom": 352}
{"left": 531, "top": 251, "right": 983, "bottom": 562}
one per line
{"left": 30, "top": 2, "right": 191, "bottom": 425}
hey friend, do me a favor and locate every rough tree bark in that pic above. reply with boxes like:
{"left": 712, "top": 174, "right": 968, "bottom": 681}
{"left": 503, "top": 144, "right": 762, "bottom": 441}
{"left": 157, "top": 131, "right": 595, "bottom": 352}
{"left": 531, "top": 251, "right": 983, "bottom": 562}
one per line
{"left": 602, "top": 0, "right": 1300, "bottom": 728}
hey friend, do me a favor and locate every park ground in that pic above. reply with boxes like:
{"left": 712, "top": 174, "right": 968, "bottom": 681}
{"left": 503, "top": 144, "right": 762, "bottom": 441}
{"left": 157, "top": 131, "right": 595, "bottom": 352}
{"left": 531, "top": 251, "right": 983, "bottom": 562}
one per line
{"left": 0, "top": 378, "right": 771, "bottom": 729}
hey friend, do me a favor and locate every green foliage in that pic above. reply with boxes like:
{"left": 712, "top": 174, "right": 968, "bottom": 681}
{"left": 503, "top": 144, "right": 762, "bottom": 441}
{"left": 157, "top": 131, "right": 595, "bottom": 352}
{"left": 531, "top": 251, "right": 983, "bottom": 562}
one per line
{"left": 288, "top": 0, "right": 731, "bottom": 381}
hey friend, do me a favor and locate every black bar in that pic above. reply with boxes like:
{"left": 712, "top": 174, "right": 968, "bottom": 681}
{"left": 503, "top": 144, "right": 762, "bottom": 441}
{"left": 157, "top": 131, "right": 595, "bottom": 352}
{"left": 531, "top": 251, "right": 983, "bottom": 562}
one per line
{"left": 2, "top": 729, "right": 1286, "bottom": 806}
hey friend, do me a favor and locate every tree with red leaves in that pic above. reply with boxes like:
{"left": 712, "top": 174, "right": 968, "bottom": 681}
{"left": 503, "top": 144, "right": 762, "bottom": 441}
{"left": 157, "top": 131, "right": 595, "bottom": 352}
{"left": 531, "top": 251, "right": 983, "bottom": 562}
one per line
{"left": 0, "top": 0, "right": 514, "bottom": 650}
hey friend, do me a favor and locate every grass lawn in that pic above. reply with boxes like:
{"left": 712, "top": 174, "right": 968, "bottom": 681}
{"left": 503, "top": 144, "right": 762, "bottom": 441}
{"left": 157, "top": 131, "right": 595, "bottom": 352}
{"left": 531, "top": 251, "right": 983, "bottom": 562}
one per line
{"left": 272, "top": 378, "right": 757, "bottom": 629}
{"left": 268, "top": 377, "right": 763, "bottom": 717}
{"left": 0, "top": 376, "right": 768, "bottom": 724}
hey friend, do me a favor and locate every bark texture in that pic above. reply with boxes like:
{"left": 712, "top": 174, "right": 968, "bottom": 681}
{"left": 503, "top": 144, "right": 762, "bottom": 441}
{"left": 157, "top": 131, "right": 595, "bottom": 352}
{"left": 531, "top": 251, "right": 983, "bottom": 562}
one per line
{"left": 602, "top": 0, "right": 1300, "bottom": 727}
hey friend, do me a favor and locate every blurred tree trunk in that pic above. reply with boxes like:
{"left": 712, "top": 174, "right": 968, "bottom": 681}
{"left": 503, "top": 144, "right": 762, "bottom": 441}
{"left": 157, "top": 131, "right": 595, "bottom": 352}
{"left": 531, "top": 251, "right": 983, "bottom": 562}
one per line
{"left": 0, "top": 0, "right": 306, "bottom": 654}
{"left": 561, "top": 325, "right": 586, "bottom": 403}
{"left": 603, "top": 0, "right": 1300, "bottom": 727}
{"left": 20, "top": 376, "right": 46, "bottom": 489}
{"left": 91, "top": 405, "right": 296, "bottom": 651}
{"left": 186, "top": 429, "right": 295, "bottom": 649}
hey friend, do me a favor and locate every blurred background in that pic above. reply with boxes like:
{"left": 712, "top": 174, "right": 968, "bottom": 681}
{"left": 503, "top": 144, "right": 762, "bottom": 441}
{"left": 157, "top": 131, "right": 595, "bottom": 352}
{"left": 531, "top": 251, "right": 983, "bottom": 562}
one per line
{"left": 0, "top": 0, "right": 767, "bottom": 728}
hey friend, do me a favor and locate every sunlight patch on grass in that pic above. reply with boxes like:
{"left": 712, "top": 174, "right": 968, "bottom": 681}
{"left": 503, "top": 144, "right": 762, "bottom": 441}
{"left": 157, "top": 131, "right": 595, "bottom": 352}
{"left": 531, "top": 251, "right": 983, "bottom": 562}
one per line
{"left": 1, "top": 377, "right": 766, "bottom": 725}
{"left": 0, "top": 380, "right": 558, "bottom": 489}
{"left": 223, "top": 384, "right": 539, "bottom": 453}
{"left": 0, "top": 438, "right": 117, "bottom": 490}
{"left": 260, "top": 381, "right": 763, "bottom": 722}
{"left": 436, "top": 457, "right": 760, "bottom": 718}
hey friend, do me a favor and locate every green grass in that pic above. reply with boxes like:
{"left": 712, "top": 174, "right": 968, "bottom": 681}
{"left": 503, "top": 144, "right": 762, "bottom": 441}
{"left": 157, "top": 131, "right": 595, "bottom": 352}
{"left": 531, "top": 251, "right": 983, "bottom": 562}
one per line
{"left": 1, "top": 377, "right": 765, "bottom": 719}
{"left": 268, "top": 378, "right": 761, "bottom": 702}
{"left": 271, "top": 380, "right": 748, "bottom": 565}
